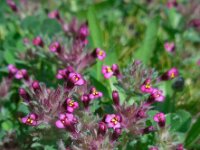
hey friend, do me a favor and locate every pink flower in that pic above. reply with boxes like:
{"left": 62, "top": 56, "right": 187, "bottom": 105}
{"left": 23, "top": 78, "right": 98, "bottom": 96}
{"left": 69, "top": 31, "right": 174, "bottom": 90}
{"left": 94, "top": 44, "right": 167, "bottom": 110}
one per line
{"left": 112, "top": 64, "right": 121, "bottom": 78}
{"left": 153, "top": 112, "right": 166, "bottom": 127}
{"left": 55, "top": 113, "right": 77, "bottom": 129}
{"left": 164, "top": 42, "right": 175, "bottom": 52}
{"left": 150, "top": 89, "right": 165, "bottom": 102}
{"left": 102, "top": 66, "right": 113, "bottom": 79}
{"left": 21, "top": 113, "right": 38, "bottom": 126}
{"left": 48, "top": 10, "right": 60, "bottom": 20}
{"left": 140, "top": 79, "right": 153, "bottom": 93}
{"left": 78, "top": 23, "right": 89, "bottom": 39}
{"left": 197, "top": 59, "right": 200, "bottom": 66}
{"left": 8, "top": 64, "right": 18, "bottom": 78}
{"left": 68, "top": 72, "right": 85, "bottom": 86}
{"left": 160, "top": 67, "right": 179, "bottom": 80}
{"left": 49, "top": 41, "right": 61, "bottom": 53}
{"left": 176, "top": 144, "right": 184, "bottom": 150}
{"left": 167, "top": 67, "right": 179, "bottom": 79}
{"left": 189, "top": 19, "right": 200, "bottom": 28}
{"left": 167, "top": 0, "right": 178, "bottom": 9}
{"left": 89, "top": 87, "right": 103, "bottom": 100}
{"left": 66, "top": 98, "right": 79, "bottom": 113}
{"left": 15, "top": 69, "right": 28, "bottom": 80}
{"left": 149, "top": 147, "right": 159, "bottom": 150}
{"left": 96, "top": 48, "right": 106, "bottom": 60}
{"left": 105, "top": 114, "right": 122, "bottom": 129}
{"left": 32, "top": 36, "right": 44, "bottom": 47}
{"left": 56, "top": 66, "right": 74, "bottom": 80}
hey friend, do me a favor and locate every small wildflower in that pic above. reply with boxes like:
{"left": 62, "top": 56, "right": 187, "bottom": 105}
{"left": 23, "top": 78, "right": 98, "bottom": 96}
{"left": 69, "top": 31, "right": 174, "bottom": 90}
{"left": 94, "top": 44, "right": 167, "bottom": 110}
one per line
{"left": 102, "top": 65, "right": 113, "bottom": 79}
{"left": 112, "top": 64, "right": 121, "bottom": 78}
{"left": 140, "top": 79, "right": 153, "bottom": 93}
{"left": 8, "top": 64, "right": 18, "bottom": 78}
{"left": 105, "top": 114, "right": 122, "bottom": 129}
{"left": 48, "top": 10, "right": 60, "bottom": 20}
{"left": 56, "top": 66, "right": 74, "bottom": 80}
{"left": 160, "top": 67, "right": 179, "bottom": 81}
{"left": 55, "top": 113, "right": 77, "bottom": 130}
{"left": 66, "top": 98, "right": 79, "bottom": 113}
{"left": 15, "top": 69, "right": 29, "bottom": 80}
{"left": 153, "top": 112, "right": 166, "bottom": 128}
{"left": 164, "top": 42, "right": 175, "bottom": 52}
{"left": 176, "top": 144, "right": 184, "bottom": 150}
{"left": 149, "top": 147, "right": 159, "bottom": 150}
{"left": 32, "top": 80, "right": 41, "bottom": 92}
{"left": 68, "top": 72, "right": 85, "bottom": 86}
{"left": 49, "top": 41, "right": 61, "bottom": 53}
{"left": 167, "top": 0, "right": 178, "bottom": 9}
{"left": 95, "top": 48, "right": 106, "bottom": 60}
{"left": 32, "top": 36, "right": 44, "bottom": 47}
{"left": 149, "top": 89, "right": 165, "bottom": 102}
{"left": 89, "top": 87, "right": 103, "bottom": 100}
{"left": 21, "top": 113, "right": 38, "bottom": 126}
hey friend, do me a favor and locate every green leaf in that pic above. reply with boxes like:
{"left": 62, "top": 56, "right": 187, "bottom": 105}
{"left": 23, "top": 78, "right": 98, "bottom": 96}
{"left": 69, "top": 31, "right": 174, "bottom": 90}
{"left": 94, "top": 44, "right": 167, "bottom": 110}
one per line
{"left": 170, "top": 110, "right": 191, "bottom": 132}
{"left": 87, "top": 6, "right": 103, "bottom": 48}
{"left": 3, "top": 49, "right": 15, "bottom": 64}
{"left": 167, "top": 8, "right": 182, "bottom": 29}
{"left": 185, "top": 117, "right": 200, "bottom": 148}
{"left": 40, "top": 19, "right": 62, "bottom": 37}
{"left": 134, "top": 16, "right": 159, "bottom": 64}
{"left": 1, "top": 120, "right": 13, "bottom": 131}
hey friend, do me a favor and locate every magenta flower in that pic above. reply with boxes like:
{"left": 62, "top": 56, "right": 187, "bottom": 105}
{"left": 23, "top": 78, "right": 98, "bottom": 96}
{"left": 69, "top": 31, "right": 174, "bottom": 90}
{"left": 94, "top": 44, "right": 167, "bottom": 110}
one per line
{"left": 176, "top": 144, "right": 184, "bottom": 150}
{"left": 49, "top": 41, "right": 61, "bottom": 53}
{"left": 167, "top": 0, "right": 178, "bottom": 9}
{"left": 167, "top": 67, "right": 179, "bottom": 79}
{"left": 15, "top": 69, "right": 28, "bottom": 80}
{"left": 89, "top": 87, "right": 103, "bottom": 100}
{"left": 8, "top": 64, "right": 18, "bottom": 78}
{"left": 48, "top": 10, "right": 60, "bottom": 20}
{"left": 197, "top": 59, "right": 200, "bottom": 66}
{"left": 95, "top": 48, "right": 106, "bottom": 60}
{"left": 102, "top": 66, "right": 113, "bottom": 79}
{"left": 112, "top": 90, "right": 120, "bottom": 106}
{"left": 78, "top": 23, "right": 89, "bottom": 39}
{"left": 105, "top": 114, "right": 122, "bottom": 129}
{"left": 68, "top": 72, "right": 85, "bottom": 86}
{"left": 21, "top": 113, "right": 38, "bottom": 126}
{"left": 112, "top": 64, "right": 121, "bottom": 78}
{"left": 55, "top": 113, "right": 77, "bottom": 129}
{"left": 66, "top": 98, "right": 79, "bottom": 113}
{"left": 32, "top": 36, "right": 44, "bottom": 47}
{"left": 150, "top": 89, "right": 165, "bottom": 102}
{"left": 149, "top": 147, "right": 159, "bottom": 150}
{"left": 140, "top": 79, "right": 153, "bottom": 93}
{"left": 153, "top": 112, "right": 166, "bottom": 127}
{"left": 56, "top": 66, "right": 74, "bottom": 80}
{"left": 164, "top": 42, "right": 175, "bottom": 52}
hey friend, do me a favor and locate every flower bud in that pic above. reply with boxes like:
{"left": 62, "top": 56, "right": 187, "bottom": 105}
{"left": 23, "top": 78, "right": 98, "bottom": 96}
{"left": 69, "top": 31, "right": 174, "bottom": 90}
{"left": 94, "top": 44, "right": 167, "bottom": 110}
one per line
{"left": 111, "top": 128, "right": 121, "bottom": 141}
{"left": 19, "top": 88, "right": 30, "bottom": 102}
{"left": 112, "top": 90, "right": 120, "bottom": 106}
{"left": 98, "top": 122, "right": 107, "bottom": 136}
{"left": 176, "top": 144, "right": 184, "bottom": 150}
{"left": 32, "top": 36, "right": 44, "bottom": 47}
{"left": 32, "top": 81, "right": 41, "bottom": 91}
{"left": 153, "top": 112, "right": 166, "bottom": 128}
